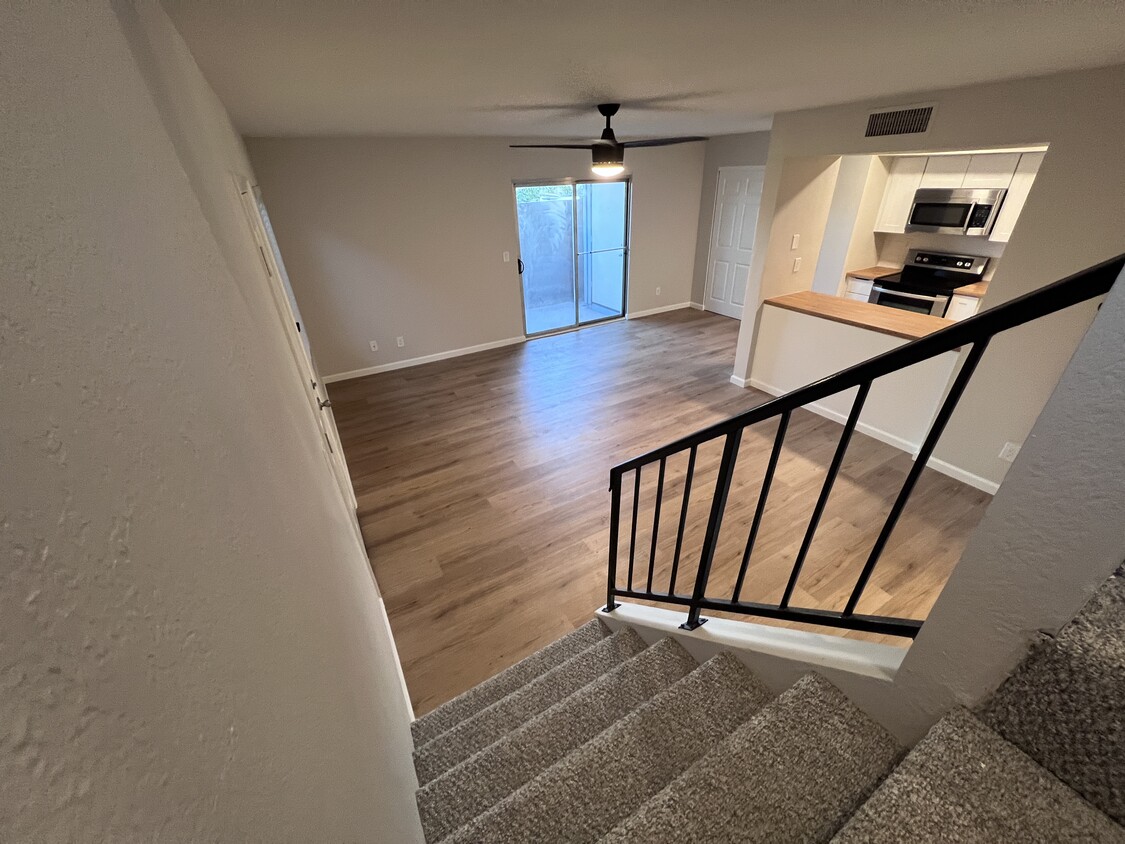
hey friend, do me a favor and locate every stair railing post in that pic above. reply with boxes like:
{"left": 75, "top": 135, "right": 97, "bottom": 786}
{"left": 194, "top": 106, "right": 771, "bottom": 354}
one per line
{"left": 682, "top": 430, "right": 742, "bottom": 630}
{"left": 603, "top": 471, "right": 622, "bottom": 612}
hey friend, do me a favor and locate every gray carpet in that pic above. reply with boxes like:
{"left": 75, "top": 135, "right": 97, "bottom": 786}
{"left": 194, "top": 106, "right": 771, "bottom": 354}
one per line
{"left": 601, "top": 673, "right": 902, "bottom": 843}
{"left": 832, "top": 708, "right": 1125, "bottom": 843}
{"left": 417, "top": 637, "right": 699, "bottom": 842}
{"left": 977, "top": 564, "right": 1125, "bottom": 824}
{"left": 413, "top": 627, "right": 646, "bottom": 784}
{"left": 411, "top": 618, "right": 607, "bottom": 748}
{"left": 441, "top": 652, "right": 771, "bottom": 843}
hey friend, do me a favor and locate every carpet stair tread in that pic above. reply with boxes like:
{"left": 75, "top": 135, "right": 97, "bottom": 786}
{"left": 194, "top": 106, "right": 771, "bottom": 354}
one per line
{"left": 832, "top": 708, "right": 1125, "bottom": 843}
{"left": 411, "top": 618, "right": 608, "bottom": 749}
{"left": 601, "top": 672, "right": 902, "bottom": 843}
{"left": 439, "top": 651, "right": 771, "bottom": 844}
{"left": 417, "top": 637, "right": 698, "bottom": 842}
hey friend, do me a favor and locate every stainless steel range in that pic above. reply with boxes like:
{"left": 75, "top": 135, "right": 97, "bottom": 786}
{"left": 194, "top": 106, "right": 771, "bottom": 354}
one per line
{"left": 868, "top": 249, "right": 988, "bottom": 317}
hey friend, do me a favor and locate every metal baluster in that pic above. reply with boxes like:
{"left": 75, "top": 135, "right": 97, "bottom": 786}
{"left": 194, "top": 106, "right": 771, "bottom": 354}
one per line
{"left": 682, "top": 430, "right": 743, "bottom": 630}
{"left": 646, "top": 457, "right": 666, "bottom": 594}
{"left": 732, "top": 411, "right": 790, "bottom": 604}
{"left": 780, "top": 382, "right": 871, "bottom": 609}
{"left": 844, "top": 341, "right": 990, "bottom": 616}
{"left": 604, "top": 472, "right": 621, "bottom": 612}
{"left": 667, "top": 445, "right": 697, "bottom": 595}
{"left": 627, "top": 467, "right": 641, "bottom": 591}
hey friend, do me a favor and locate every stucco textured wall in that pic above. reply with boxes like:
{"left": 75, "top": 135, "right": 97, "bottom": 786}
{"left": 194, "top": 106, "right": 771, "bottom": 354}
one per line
{"left": 1, "top": 2, "right": 421, "bottom": 840}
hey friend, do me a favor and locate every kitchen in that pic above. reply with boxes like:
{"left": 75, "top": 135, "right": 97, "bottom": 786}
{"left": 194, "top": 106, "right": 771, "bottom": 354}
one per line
{"left": 748, "top": 147, "right": 1047, "bottom": 494}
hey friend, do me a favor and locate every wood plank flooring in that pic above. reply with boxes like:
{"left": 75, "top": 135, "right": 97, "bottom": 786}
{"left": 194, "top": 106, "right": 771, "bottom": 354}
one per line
{"left": 329, "top": 309, "right": 991, "bottom": 716}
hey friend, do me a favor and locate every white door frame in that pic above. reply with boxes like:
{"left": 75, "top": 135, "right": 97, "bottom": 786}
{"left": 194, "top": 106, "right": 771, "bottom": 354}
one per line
{"left": 704, "top": 165, "right": 765, "bottom": 320}
{"left": 235, "top": 177, "right": 364, "bottom": 546}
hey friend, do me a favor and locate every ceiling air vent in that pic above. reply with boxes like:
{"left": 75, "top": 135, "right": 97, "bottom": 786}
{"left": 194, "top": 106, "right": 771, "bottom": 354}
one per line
{"left": 865, "top": 104, "right": 933, "bottom": 137}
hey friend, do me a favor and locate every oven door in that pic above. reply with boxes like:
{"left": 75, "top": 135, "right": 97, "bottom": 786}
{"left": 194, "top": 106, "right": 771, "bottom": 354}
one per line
{"left": 869, "top": 285, "right": 949, "bottom": 316}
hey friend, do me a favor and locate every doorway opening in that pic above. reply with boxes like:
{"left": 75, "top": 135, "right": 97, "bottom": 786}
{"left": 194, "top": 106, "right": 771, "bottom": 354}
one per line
{"left": 514, "top": 179, "right": 630, "bottom": 336}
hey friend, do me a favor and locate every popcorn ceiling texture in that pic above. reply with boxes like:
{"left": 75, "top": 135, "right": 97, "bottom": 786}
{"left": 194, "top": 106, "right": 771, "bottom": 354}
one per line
{"left": 0, "top": 2, "right": 421, "bottom": 841}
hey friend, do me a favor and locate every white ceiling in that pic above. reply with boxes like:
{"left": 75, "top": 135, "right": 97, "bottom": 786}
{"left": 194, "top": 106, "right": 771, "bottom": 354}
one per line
{"left": 163, "top": 0, "right": 1125, "bottom": 140}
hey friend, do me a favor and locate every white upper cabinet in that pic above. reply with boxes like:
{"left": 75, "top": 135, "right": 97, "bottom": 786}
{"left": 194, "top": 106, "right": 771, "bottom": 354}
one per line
{"left": 990, "top": 152, "right": 1045, "bottom": 243}
{"left": 872, "top": 151, "right": 1044, "bottom": 238}
{"left": 873, "top": 157, "right": 926, "bottom": 233}
{"left": 919, "top": 155, "right": 972, "bottom": 188}
{"left": 962, "top": 153, "right": 1021, "bottom": 188}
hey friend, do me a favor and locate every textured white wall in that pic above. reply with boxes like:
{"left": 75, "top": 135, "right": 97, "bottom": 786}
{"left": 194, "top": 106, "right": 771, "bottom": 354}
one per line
{"left": 244, "top": 136, "right": 705, "bottom": 378}
{"left": 0, "top": 2, "right": 421, "bottom": 840}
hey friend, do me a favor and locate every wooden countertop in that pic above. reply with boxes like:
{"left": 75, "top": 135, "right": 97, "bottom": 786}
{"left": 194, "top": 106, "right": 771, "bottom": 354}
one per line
{"left": 764, "top": 291, "right": 953, "bottom": 341}
{"left": 952, "top": 279, "right": 989, "bottom": 298}
{"left": 846, "top": 265, "right": 900, "bottom": 281}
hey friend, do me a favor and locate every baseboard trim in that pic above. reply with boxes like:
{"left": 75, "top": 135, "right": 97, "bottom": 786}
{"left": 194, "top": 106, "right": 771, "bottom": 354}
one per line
{"left": 626, "top": 302, "right": 693, "bottom": 319}
{"left": 730, "top": 374, "right": 750, "bottom": 388}
{"left": 749, "top": 377, "right": 999, "bottom": 495}
{"left": 925, "top": 457, "right": 1001, "bottom": 495}
{"left": 376, "top": 598, "right": 415, "bottom": 723}
{"left": 324, "top": 336, "right": 526, "bottom": 383}
{"left": 689, "top": 301, "right": 704, "bottom": 310}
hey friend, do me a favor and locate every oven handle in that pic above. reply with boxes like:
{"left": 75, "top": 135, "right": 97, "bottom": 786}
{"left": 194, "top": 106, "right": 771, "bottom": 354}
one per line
{"left": 871, "top": 285, "right": 946, "bottom": 302}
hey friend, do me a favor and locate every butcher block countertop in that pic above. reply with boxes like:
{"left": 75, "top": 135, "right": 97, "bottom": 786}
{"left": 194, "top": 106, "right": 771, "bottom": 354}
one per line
{"left": 951, "top": 279, "right": 989, "bottom": 298}
{"left": 846, "top": 265, "right": 900, "bottom": 281}
{"left": 764, "top": 291, "right": 953, "bottom": 341}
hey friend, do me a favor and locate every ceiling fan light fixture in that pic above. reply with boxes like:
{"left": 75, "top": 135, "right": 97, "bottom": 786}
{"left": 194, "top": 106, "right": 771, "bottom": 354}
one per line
{"left": 591, "top": 162, "right": 625, "bottom": 177}
{"left": 591, "top": 142, "right": 624, "bottom": 177}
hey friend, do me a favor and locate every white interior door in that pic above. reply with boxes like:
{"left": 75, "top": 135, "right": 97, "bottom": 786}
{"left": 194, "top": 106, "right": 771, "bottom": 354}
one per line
{"left": 705, "top": 166, "right": 765, "bottom": 319}
{"left": 237, "top": 181, "right": 361, "bottom": 533}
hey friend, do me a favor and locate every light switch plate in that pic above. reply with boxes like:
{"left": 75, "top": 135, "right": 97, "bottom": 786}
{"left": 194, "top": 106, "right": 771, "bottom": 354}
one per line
{"left": 999, "top": 442, "right": 1021, "bottom": 462}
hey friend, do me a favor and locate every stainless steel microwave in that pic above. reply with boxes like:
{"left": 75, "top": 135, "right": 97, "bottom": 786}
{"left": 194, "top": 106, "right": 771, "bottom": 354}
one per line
{"left": 906, "top": 188, "right": 1006, "bottom": 237}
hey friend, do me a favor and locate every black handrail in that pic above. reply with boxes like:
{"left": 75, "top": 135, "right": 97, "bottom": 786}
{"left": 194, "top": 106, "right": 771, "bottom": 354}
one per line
{"left": 604, "top": 253, "right": 1125, "bottom": 637}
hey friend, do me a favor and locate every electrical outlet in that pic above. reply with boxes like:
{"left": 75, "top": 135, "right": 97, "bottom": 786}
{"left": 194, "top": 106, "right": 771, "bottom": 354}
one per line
{"left": 655, "top": 286, "right": 661, "bottom": 296}
{"left": 369, "top": 340, "right": 379, "bottom": 352}
{"left": 503, "top": 251, "right": 510, "bottom": 263}
{"left": 792, "top": 257, "right": 802, "bottom": 273}
{"left": 396, "top": 336, "right": 405, "bottom": 348}
{"left": 999, "top": 442, "right": 1021, "bottom": 462}
{"left": 791, "top": 234, "right": 800, "bottom": 250}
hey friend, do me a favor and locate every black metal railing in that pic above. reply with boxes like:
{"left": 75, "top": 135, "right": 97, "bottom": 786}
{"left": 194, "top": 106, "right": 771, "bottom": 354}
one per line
{"left": 604, "top": 253, "right": 1125, "bottom": 638}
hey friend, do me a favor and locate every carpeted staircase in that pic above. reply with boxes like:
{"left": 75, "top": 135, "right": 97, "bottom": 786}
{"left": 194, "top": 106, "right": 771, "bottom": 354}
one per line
{"left": 410, "top": 567, "right": 1125, "bottom": 842}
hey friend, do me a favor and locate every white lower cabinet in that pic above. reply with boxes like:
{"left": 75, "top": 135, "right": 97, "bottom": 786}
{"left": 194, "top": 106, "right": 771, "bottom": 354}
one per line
{"left": 844, "top": 276, "right": 874, "bottom": 298}
{"left": 945, "top": 294, "right": 981, "bottom": 321}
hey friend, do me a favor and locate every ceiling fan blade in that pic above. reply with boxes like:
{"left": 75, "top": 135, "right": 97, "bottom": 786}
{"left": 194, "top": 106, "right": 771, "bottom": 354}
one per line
{"left": 620, "top": 136, "right": 709, "bottom": 148}
{"left": 509, "top": 143, "right": 593, "bottom": 149}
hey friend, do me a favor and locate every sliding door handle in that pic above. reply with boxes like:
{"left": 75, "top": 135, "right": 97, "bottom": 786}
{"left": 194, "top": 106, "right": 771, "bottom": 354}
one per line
{"left": 517, "top": 258, "right": 525, "bottom": 274}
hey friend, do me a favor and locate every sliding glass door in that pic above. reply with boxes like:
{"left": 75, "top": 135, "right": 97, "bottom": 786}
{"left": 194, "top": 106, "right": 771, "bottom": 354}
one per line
{"left": 515, "top": 180, "right": 629, "bottom": 336}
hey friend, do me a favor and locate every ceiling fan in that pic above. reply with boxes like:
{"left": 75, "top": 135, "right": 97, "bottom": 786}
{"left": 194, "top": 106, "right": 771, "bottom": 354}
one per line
{"left": 510, "top": 103, "right": 708, "bottom": 177}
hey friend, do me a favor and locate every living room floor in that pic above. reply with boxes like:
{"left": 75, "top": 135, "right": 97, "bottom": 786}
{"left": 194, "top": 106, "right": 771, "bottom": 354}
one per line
{"left": 328, "top": 309, "right": 991, "bottom": 716}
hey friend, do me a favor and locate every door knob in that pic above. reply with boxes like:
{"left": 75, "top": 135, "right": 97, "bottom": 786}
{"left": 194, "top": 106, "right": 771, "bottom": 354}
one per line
{"left": 318, "top": 397, "right": 332, "bottom": 409}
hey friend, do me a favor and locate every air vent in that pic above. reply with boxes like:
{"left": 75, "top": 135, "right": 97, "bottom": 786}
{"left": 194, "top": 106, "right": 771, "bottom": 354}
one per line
{"left": 865, "top": 105, "right": 933, "bottom": 137}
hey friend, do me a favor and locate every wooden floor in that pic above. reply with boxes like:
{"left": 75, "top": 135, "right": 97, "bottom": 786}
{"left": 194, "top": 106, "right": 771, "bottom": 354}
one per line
{"left": 329, "top": 310, "right": 991, "bottom": 716}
